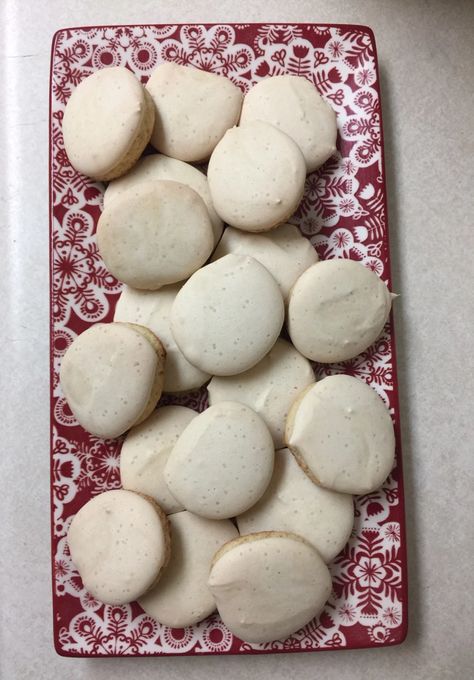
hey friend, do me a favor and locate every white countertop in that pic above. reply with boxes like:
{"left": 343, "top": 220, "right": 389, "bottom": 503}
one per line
{"left": 1, "top": 0, "right": 473, "bottom": 678}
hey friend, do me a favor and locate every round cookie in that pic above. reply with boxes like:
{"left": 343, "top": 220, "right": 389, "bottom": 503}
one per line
{"left": 60, "top": 322, "right": 166, "bottom": 439}
{"left": 146, "top": 62, "right": 242, "bottom": 162}
{"left": 139, "top": 511, "right": 238, "bottom": 627}
{"left": 237, "top": 448, "right": 354, "bottom": 562}
{"left": 170, "top": 254, "right": 284, "bottom": 376}
{"left": 120, "top": 406, "right": 198, "bottom": 514}
{"left": 114, "top": 285, "right": 210, "bottom": 393}
{"left": 288, "top": 259, "right": 394, "bottom": 363}
{"left": 62, "top": 67, "right": 154, "bottom": 181}
{"left": 97, "top": 180, "right": 214, "bottom": 289}
{"left": 104, "top": 154, "right": 223, "bottom": 244}
{"left": 164, "top": 402, "right": 274, "bottom": 519}
{"left": 285, "top": 375, "right": 395, "bottom": 495}
{"left": 207, "top": 121, "right": 306, "bottom": 232}
{"left": 240, "top": 75, "right": 337, "bottom": 172}
{"left": 208, "top": 339, "right": 314, "bottom": 449}
{"left": 68, "top": 489, "right": 170, "bottom": 605}
{"left": 208, "top": 531, "right": 332, "bottom": 643}
{"left": 211, "top": 224, "right": 318, "bottom": 300}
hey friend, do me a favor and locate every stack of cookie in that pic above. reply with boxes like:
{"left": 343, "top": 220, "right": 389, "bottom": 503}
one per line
{"left": 61, "top": 63, "right": 396, "bottom": 644}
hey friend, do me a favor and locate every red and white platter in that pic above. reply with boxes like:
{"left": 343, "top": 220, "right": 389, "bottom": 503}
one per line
{"left": 50, "top": 22, "right": 407, "bottom": 656}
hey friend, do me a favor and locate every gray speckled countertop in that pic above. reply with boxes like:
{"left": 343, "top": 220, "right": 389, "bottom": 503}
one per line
{"left": 1, "top": 1, "right": 473, "bottom": 678}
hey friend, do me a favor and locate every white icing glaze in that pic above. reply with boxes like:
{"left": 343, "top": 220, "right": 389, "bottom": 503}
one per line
{"left": 170, "top": 254, "right": 284, "bottom": 376}
{"left": 146, "top": 62, "right": 242, "bottom": 162}
{"left": 208, "top": 338, "right": 314, "bottom": 449}
{"left": 120, "top": 406, "right": 198, "bottom": 514}
{"left": 237, "top": 448, "right": 354, "bottom": 562}
{"left": 114, "top": 285, "right": 210, "bottom": 393}
{"left": 207, "top": 121, "right": 306, "bottom": 232}
{"left": 104, "top": 153, "right": 223, "bottom": 244}
{"left": 139, "top": 511, "right": 238, "bottom": 627}
{"left": 286, "top": 375, "right": 395, "bottom": 494}
{"left": 62, "top": 67, "right": 149, "bottom": 179}
{"left": 60, "top": 322, "right": 163, "bottom": 439}
{"left": 288, "top": 259, "right": 393, "bottom": 362}
{"left": 68, "top": 490, "right": 168, "bottom": 605}
{"left": 97, "top": 180, "right": 214, "bottom": 289}
{"left": 240, "top": 75, "right": 337, "bottom": 172}
{"left": 211, "top": 223, "right": 318, "bottom": 300}
{"left": 164, "top": 402, "right": 274, "bottom": 519}
{"left": 208, "top": 531, "right": 332, "bottom": 643}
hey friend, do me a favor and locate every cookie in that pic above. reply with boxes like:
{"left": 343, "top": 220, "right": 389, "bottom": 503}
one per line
{"left": 170, "top": 254, "right": 284, "bottom": 376}
{"left": 104, "top": 153, "right": 223, "bottom": 244}
{"left": 114, "top": 285, "right": 210, "bottom": 393}
{"left": 68, "top": 489, "right": 170, "bottom": 605}
{"left": 97, "top": 180, "right": 214, "bottom": 289}
{"left": 207, "top": 121, "right": 306, "bottom": 232}
{"left": 164, "top": 402, "right": 274, "bottom": 519}
{"left": 62, "top": 66, "right": 154, "bottom": 181}
{"left": 120, "top": 406, "right": 198, "bottom": 514}
{"left": 146, "top": 62, "right": 242, "bottom": 162}
{"left": 211, "top": 224, "right": 318, "bottom": 300}
{"left": 240, "top": 75, "right": 337, "bottom": 172}
{"left": 208, "top": 531, "right": 332, "bottom": 643}
{"left": 285, "top": 375, "right": 395, "bottom": 495}
{"left": 208, "top": 338, "right": 314, "bottom": 449}
{"left": 288, "top": 259, "right": 394, "bottom": 363}
{"left": 60, "top": 322, "right": 166, "bottom": 439}
{"left": 237, "top": 448, "right": 354, "bottom": 562}
{"left": 139, "top": 511, "right": 238, "bottom": 627}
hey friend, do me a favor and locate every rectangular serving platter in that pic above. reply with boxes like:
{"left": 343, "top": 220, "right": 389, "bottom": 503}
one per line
{"left": 50, "top": 22, "right": 408, "bottom": 656}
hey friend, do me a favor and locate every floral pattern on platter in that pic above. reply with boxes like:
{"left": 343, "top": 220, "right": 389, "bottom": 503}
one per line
{"left": 50, "top": 23, "right": 407, "bottom": 656}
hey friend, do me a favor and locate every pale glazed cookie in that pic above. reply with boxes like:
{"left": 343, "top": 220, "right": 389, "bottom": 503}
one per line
{"left": 146, "top": 62, "right": 242, "bottom": 162}
{"left": 208, "top": 531, "right": 332, "bottom": 643}
{"left": 164, "top": 402, "right": 274, "bottom": 519}
{"left": 285, "top": 375, "right": 395, "bottom": 495}
{"left": 288, "top": 259, "right": 393, "bottom": 363}
{"left": 62, "top": 67, "right": 154, "bottom": 181}
{"left": 120, "top": 406, "right": 198, "bottom": 514}
{"left": 240, "top": 75, "right": 337, "bottom": 172}
{"left": 171, "top": 254, "right": 284, "bottom": 376}
{"left": 114, "top": 285, "right": 210, "bottom": 393}
{"left": 211, "top": 224, "right": 318, "bottom": 300}
{"left": 97, "top": 180, "right": 214, "bottom": 290}
{"left": 60, "top": 322, "right": 166, "bottom": 439}
{"left": 208, "top": 339, "right": 314, "bottom": 449}
{"left": 207, "top": 121, "right": 306, "bottom": 232}
{"left": 104, "top": 154, "right": 223, "bottom": 244}
{"left": 237, "top": 448, "right": 354, "bottom": 562}
{"left": 68, "top": 490, "right": 170, "bottom": 605}
{"left": 139, "top": 511, "right": 238, "bottom": 627}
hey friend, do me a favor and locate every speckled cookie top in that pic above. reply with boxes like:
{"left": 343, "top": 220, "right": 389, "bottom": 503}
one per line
{"left": 164, "top": 401, "right": 275, "bottom": 519}
{"left": 288, "top": 259, "right": 393, "bottom": 363}
{"left": 170, "top": 254, "right": 285, "bottom": 376}
{"left": 60, "top": 322, "right": 163, "bottom": 439}
{"left": 67, "top": 489, "right": 169, "bottom": 606}
{"left": 286, "top": 374, "right": 395, "bottom": 495}
{"left": 62, "top": 67, "right": 148, "bottom": 179}
{"left": 240, "top": 75, "right": 337, "bottom": 172}
{"left": 207, "top": 121, "right": 306, "bottom": 232}
{"left": 104, "top": 153, "right": 223, "bottom": 244}
{"left": 97, "top": 179, "right": 214, "bottom": 289}
{"left": 146, "top": 62, "right": 242, "bottom": 162}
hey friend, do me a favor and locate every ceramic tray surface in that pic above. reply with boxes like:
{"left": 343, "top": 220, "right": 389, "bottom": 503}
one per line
{"left": 50, "top": 22, "right": 407, "bottom": 656}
